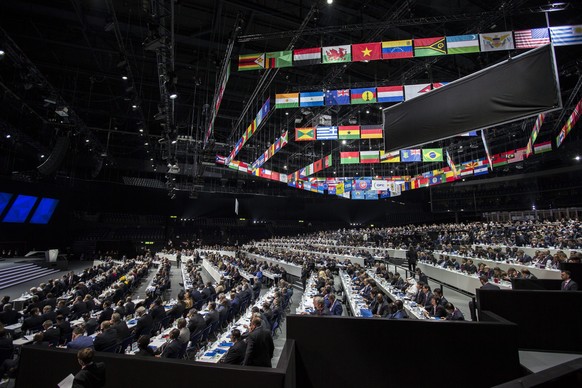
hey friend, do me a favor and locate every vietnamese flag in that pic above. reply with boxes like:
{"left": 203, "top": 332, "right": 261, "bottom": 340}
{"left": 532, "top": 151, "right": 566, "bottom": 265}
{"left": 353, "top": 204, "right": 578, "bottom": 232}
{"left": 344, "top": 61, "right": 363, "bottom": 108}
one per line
{"left": 352, "top": 42, "right": 382, "bottom": 62}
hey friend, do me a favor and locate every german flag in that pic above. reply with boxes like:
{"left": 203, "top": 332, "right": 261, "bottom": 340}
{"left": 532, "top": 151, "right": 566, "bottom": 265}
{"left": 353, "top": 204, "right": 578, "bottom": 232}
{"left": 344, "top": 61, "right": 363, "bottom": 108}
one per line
{"left": 360, "top": 125, "right": 383, "bottom": 139}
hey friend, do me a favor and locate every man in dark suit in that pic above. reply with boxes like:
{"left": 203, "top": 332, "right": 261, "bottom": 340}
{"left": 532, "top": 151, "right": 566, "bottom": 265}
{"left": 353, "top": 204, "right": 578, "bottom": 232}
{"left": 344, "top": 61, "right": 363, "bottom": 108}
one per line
{"left": 71, "top": 296, "right": 89, "bottom": 319}
{"left": 187, "top": 309, "right": 205, "bottom": 335}
{"left": 0, "top": 304, "right": 21, "bottom": 325}
{"left": 110, "top": 313, "right": 130, "bottom": 343}
{"left": 328, "top": 294, "right": 343, "bottom": 316}
{"left": 98, "top": 301, "right": 114, "bottom": 325}
{"left": 204, "top": 302, "right": 219, "bottom": 327}
{"left": 41, "top": 305, "right": 57, "bottom": 323}
{"left": 93, "top": 321, "right": 118, "bottom": 352}
{"left": 420, "top": 285, "right": 433, "bottom": 310}
{"left": 73, "top": 348, "right": 106, "bottom": 387}
{"left": 310, "top": 296, "right": 330, "bottom": 316}
{"left": 133, "top": 307, "right": 153, "bottom": 338}
{"left": 123, "top": 297, "right": 135, "bottom": 317}
{"left": 561, "top": 270, "right": 579, "bottom": 291}
{"left": 243, "top": 317, "right": 274, "bottom": 367}
{"left": 21, "top": 308, "right": 43, "bottom": 333}
{"left": 41, "top": 320, "right": 61, "bottom": 346}
{"left": 370, "top": 293, "right": 390, "bottom": 317}
{"left": 159, "top": 329, "right": 183, "bottom": 359}
{"left": 469, "top": 275, "right": 500, "bottom": 321}
{"left": 407, "top": 246, "right": 418, "bottom": 272}
{"left": 67, "top": 326, "right": 95, "bottom": 350}
{"left": 82, "top": 313, "right": 99, "bottom": 336}
{"left": 221, "top": 329, "right": 246, "bottom": 365}
{"left": 149, "top": 299, "right": 167, "bottom": 325}
{"left": 444, "top": 303, "right": 465, "bottom": 321}
{"left": 56, "top": 315, "right": 72, "bottom": 344}
{"left": 56, "top": 300, "right": 71, "bottom": 319}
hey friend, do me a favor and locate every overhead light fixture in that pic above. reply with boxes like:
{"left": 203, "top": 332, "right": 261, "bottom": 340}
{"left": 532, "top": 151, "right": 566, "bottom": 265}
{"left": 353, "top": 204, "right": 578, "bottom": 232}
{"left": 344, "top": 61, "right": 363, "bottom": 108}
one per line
{"left": 327, "top": 0, "right": 333, "bottom": 4}
{"left": 122, "top": 75, "right": 128, "bottom": 80}
{"left": 144, "top": 142, "right": 149, "bottom": 146}
{"left": 168, "top": 84, "right": 178, "bottom": 100}
{"left": 576, "top": 156, "right": 580, "bottom": 161}
{"left": 139, "top": 128, "right": 144, "bottom": 133}
{"left": 85, "top": 139, "right": 90, "bottom": 143}
{"left": 5, "top": 134, "right": 10, "bottom": 139}
{"left": 342, "top": 140, "right": 346, "bottom": 145}
{"left": 40, "top": 154, "right": 45, "bottom": 158}
{"left": 55, "top": 106, "right": 69, "bottom": 117}
{"left": 0, "top": 50, "right": 4, "bottom": 57}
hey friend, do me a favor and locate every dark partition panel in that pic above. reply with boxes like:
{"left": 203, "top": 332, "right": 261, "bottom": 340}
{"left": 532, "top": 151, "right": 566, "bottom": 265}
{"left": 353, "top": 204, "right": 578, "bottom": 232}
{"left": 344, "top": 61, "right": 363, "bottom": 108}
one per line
{"left": 16, "top": 341, "right": 295, "bottom": 388}
{"left": 493, "top": 357, "right": 582, "bottom": 388}
{"left": 286, "top": 315, "right": 521, "bottom": 388}
{"left": 477, "top": 289, "right": 582, "bottom": 353}
{"left": 511, "top": 279, "right": 562, "bottom": 290}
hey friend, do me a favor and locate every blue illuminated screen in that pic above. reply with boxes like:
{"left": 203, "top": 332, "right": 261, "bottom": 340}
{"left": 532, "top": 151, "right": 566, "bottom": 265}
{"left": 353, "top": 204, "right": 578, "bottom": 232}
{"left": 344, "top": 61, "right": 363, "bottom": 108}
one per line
{"left": 29, "top": 198, "right": 59, "bottom": 224}
{"left": 0, "top": 193, "right": 12, "bottom": 217}
{"left": 2, "top": 195, "right": 38, "bottom": 223}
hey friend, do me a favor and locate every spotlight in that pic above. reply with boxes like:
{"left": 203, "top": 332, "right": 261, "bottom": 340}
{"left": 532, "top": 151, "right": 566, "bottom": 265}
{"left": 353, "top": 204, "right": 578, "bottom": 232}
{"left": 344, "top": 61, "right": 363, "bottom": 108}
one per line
{"left": 168, "top": 84, "right": 178, "bottom": 100}
{"left": 0, "top": 50, "right": 4, "bottom": 57}
{"left": 40, "top": 154, "right": 45, "bottom": 158}
{"left": 139, "top": 128, "right": 144, "bottom": 133}
{"left": 327, "top": 0, "right": 333, "bottom": 4}
{"left": 342, "top": 140, "right": 346, "bottom": 145}
{"left": 575, "top": 156, "right": 580, "bottom": 161}
{"left": 122, "top": 75, "right": 128, "bottom": 80}
{"left": 5, "top": 134, "right": 10, "bottom": 139}
{"left": 85, "top": 139, "right": 90, "bottom": 143}
{"left": 144, "top": 142, "right": 149, "bottom": 146}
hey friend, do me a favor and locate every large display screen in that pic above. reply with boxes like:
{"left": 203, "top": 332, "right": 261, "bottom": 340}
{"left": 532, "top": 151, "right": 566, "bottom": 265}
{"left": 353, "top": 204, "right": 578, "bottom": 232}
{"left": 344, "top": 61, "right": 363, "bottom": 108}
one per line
{"left": 29, "top": 198, "right": 60, "bottom": 224}
{"left": 2, "top": 195, "right": 38, "bottom": 223}
{"left": 0, "top": 193, "right": 12, "bottom": 217}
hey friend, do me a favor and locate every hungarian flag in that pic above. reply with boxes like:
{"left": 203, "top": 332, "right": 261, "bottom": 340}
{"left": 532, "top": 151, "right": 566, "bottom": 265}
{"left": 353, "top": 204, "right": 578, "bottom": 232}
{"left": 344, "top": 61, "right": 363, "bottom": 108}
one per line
{"left": 381, "top": 40, "right": 413, "bottom": 59}
{"left": 295, "top": 127, "right": 315, "bottom": 141}
{"left": 338, "top": 125, "right": 360, "bottom": 139}
{"left": 293, "top": 47, "right": 321, "bottom": 65}
{"left": 360, "top": 125, "right": 383, "bottom": 139}
{"left": 266, "top": 51, "right": 293, "bottom": 68}
{"left": 360, "top": 151, "right": 380, "bottom": 164}
{"left": 238, "top": 53, "right": 265, "bottom": 71}
{"left": 275, "top": 93, "right": 299, "bottom": 109}
{"left": 340, "top": 152, "right": 359, "bottom": 164}
{"left": 377, "top": 86, "right": 404, "bottom": 103}
{"left": 351, "top": 88, "right": 377, "bottom": 104}
{"left": 414, "top": 37, "right": 447, "bottom": 57}
{"left": 352, "top": 42, "right": 382, "bottom": 62}
{"left": 322, "top": 45, "right": 351, "bottom": 64}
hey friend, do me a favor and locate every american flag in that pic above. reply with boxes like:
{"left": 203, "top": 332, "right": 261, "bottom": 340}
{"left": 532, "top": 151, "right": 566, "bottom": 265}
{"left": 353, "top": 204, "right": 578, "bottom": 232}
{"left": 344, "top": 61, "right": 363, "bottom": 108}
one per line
{"left": 514, "top": 28, "right": 550, "bottom": 49}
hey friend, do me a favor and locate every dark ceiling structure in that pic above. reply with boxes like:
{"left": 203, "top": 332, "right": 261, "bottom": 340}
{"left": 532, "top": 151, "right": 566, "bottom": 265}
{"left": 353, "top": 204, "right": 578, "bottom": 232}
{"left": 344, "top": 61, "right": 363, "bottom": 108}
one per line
{"left": 1, "top": 0, "right": 581, "bottom": 199}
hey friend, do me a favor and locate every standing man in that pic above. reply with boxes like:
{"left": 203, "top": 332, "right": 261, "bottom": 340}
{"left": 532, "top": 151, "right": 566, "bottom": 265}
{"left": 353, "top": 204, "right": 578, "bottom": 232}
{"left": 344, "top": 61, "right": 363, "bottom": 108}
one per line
{"left": 243, "top": 317, "right": 274, "bottom": 367}
{"left": 407, "top": 245, "right": 418, "bottom": 273}
{"left": 176, "top": 250, "right": 182, "bottom": 268}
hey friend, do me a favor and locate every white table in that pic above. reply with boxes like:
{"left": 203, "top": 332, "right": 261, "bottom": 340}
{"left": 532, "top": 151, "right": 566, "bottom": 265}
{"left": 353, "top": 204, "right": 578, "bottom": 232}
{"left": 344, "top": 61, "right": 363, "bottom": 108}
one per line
{"left": 417, "top": 263, "right": 511, "bottom": 295}
{"left": 365, "top": 270, "right": 426, "bottom": 319}
{"left": 245, "top": 253, "right": 302, "bottom": 277}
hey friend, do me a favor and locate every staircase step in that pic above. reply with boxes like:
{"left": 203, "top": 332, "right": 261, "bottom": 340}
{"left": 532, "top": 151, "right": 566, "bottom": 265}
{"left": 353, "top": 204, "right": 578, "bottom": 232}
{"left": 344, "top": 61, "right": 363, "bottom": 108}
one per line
{"left": 0, "top": 265, "right": 60, "bottom": 290}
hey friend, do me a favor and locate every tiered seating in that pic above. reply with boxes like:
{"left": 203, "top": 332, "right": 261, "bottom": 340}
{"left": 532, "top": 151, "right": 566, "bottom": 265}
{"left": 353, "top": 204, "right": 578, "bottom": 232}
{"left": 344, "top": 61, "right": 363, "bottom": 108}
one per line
{"left": 0, "top": 263, "right": 59, "bottom": 290}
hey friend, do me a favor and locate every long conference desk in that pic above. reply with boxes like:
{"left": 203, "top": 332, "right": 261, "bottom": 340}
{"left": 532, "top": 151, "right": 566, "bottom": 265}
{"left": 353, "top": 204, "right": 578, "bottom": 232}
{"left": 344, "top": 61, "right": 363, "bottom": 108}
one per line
{"left": 417, "top": 262, "right": 512, "bottom": 295}
{"left": 245, "top": 253, "right": 302, "bottom": 278}
{"left": 433, "top": 251, "right": 561, "bottom": 280}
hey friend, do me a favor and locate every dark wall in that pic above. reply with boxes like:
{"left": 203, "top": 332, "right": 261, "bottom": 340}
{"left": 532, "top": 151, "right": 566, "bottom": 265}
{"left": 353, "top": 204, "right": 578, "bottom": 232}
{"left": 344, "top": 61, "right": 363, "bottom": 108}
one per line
{"left": 477, "top": 289, "right": 582, "bottom": 353}
{"left": 16, "top": 343, "right": 294, "bottom": 388}
{"left": 286, "top": 315, "right": 522, "bottom": 388}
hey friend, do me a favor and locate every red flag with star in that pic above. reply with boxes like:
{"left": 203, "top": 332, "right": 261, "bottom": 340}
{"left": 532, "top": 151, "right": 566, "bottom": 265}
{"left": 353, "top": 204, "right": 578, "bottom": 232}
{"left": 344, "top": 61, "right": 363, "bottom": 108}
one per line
{"left": 352, "top": 42, "right": 382, "bottom": 62}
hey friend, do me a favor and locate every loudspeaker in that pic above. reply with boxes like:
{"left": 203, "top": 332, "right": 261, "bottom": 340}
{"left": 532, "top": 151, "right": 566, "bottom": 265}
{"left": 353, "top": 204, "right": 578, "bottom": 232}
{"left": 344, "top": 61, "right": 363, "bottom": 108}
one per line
{"left": 37, "top": 136, "right": 70, "bottom": 175}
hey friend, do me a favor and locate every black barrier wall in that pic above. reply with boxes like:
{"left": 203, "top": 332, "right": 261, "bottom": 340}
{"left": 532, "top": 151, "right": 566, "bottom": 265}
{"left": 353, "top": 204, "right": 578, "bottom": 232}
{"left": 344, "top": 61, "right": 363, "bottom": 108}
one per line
{"left": 16, "top": 340, "right": 295, "bottom": 388}
{"left": 286, "top": 315, "right": 522, "bottom": 388}
{"left": 477, "top": 289, "right": 582, "bottom": 353}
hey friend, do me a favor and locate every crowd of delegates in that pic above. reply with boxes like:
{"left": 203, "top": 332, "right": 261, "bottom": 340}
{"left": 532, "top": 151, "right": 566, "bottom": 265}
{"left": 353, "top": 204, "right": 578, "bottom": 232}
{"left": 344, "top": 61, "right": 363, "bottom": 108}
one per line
{"left": 256, "top": 219, "right": 582, "bottom": 251}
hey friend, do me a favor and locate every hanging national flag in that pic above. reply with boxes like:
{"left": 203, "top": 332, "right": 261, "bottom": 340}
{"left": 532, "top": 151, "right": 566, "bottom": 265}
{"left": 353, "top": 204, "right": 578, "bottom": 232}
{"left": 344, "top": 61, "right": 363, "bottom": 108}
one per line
{"left": 215, "top": 155, "right": 226, "bottom": 165}
{"left": 429, "top": 175, "right": 443, "bottom": 186}
{"left": 352, "top": 42, "right": 382, "bottom": 62}
{"left": 432, "top": 82, "right": 449, "bottom": 89}
{"left": 491, "top": 153, "right": 508, "bottom": 168}
{"left": 293, "top": 47, "right": 322, "bottom": 65}
{"left": 474, "top": 165, "right": 489, "bottom": 176}
{"left": 322, "top": 45, "right": 352, "bottom": 64}
{"left": 316, "top": 126, "right": 338, "bottom": 140}
{"left": 422, "top": 148, "right": 443, "bottom": 162}
{"left": 461, "top": 131, "right": 478, "bottom": 137}
{"left": 355, "top": 179, "right": 372, "bottom": 190}
{"left": 460, "top": 168, "right": 474, "bottom": 177}
{"left": 256, "top": 98, "right": 270, "bottom": 126}
{"left": 414, "top": 37, "right": 447, "bottom": 57}
{"left": 377, "top": 86, "right": 404, "bottom": 103}
{"left": 266, "top": 51, "right": 293, "bottom": 68}
{"left": 400, "top": 149, "right": 422, "bottom": 162}
{"left": 324, "top": 154, "right": 333, "bottom": 168}
{"left": 238, "top": 53, "right": 265, "bottom": 71}
{"left": 534, "top": 141, "right": 552, "bottom": 154}
{"left": 404, "top": 84, "right": 432, "bottom": 100}
{"left": 479, "top": 31, "right": 515, "bottom": 52}
{"left": 300, "top": 91, "right": 324, "bottom": 107}
{"left": 324, "top": 89, "right": 350, "bottom": 105}
{"left": 351, "top": 87, "right": 377, "bottom": 104}
{"left": 514, "top": 28, "right": 550, "bottom": 49}
{"left": 281, "top": 131, "right": 289, "bottom": 145}
{"left": 340, "top": 152, "right": 360, "bottom": 164}
{"left": 525, "top": 113, "right": 545, "bottom": 157}
{"left": 295, "top": 127, "right": 316, "bottom": 141}
{"left": 275, "top": 93, "right": 299, "bottom": 109}
{"left": 336, "top": 182, "right": 345, "bottom": 194}
{"left": 360, "top": 125, "right": 383, "bottom": 139}
{"left": 352, "top": 191, "right": 365, "bottom": 200}
{"left": 446, "top": 34, "right": 480, "bottom": 54}
{"left": 481, "top": 130, "right": 493, "bottom": 169}
{"left": 380, "top": 150, "right": 400, "bottom": 163}
{"left": 360, "top": 151, "right": 380, "bottom": 164}
{"left": 556, "top": 97, "right": 582, "bottom": 148}
{"left": 550, "top": 25, "right": 582, "bottom": 46}
{"left": 313, "top": 159, "right": 323, "bottom": 173}
{"left": 381, "top": 40, "right": 413, "bottom": 59}
{"left": 446, "top": 150, "right": 459, "bottom": 177}
{"left": 338, "top": 125, "right": 360, "bottom": 139}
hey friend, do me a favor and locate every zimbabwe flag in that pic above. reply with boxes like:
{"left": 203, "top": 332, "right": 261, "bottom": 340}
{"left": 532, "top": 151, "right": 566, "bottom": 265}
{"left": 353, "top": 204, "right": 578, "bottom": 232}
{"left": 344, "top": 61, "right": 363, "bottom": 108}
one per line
{"left": 238, "top": 53, "right": 265, "bottom": 71}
